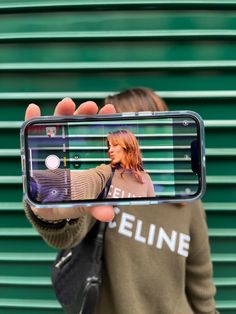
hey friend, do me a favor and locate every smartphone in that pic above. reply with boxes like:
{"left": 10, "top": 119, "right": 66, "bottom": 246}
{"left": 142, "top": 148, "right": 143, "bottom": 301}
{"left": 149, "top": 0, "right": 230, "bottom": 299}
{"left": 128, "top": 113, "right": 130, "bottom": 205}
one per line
{"left": 20, "top": 111, "right": 206, "bottom": 208}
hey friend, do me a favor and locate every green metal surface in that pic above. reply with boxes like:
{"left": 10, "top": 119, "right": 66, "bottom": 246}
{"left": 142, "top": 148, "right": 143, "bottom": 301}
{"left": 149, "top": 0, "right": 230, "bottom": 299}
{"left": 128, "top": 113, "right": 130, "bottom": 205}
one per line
{"left": 0, "top": 1, "right": 235, "bottom": 313}
{"left": 2, "top": 42, "right": 236, "bottom": 63}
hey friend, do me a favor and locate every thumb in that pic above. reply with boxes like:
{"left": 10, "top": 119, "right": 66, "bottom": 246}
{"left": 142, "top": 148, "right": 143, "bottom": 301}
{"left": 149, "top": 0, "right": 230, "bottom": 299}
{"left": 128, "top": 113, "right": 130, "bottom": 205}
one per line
{"left": 87, "top": 206, "right": 115, "bottom": 222}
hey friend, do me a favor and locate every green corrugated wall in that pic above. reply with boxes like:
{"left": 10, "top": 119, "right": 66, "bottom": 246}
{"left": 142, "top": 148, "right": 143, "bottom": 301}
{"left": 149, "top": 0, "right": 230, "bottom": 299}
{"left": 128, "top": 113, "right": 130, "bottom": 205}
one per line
{"left": 0, "top": 1, "right": 235, "bottom": 313}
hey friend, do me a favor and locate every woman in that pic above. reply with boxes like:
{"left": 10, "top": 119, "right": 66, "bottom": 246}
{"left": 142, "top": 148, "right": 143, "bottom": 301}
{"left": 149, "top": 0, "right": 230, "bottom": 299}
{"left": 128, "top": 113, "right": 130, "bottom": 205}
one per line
{"left": 106, "top": 129, "right": 155, "bottom": 199}
{"left": 28, "top": 127, "right": 155, "bottom": 205}
{"left": 24, "top": 88, "right": 218, "bottom": 314}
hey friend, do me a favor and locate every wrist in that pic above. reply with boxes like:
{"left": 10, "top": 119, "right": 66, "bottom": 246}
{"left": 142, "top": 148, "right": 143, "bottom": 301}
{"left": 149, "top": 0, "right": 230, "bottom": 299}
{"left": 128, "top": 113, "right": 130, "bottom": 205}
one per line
{"left": 33, "top": 212, "right": 65, "bottom": 224}
{"left": 28, "top": 206, "right": 67, "bottom": 228}
{"left": 31, "top": 206, "right": 64, "bottom": 223}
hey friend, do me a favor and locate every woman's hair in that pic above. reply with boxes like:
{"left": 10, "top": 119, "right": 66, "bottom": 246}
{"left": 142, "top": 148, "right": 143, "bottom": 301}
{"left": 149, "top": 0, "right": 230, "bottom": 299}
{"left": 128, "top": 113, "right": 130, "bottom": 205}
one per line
{"left": 104, "top": 87, "right": 167, "bottom": 184}
{"left": 104, "top": 87, "right": 168, "bottom": 112}
{"left": 107, "top": 129, "right": 145, "bottom": 183}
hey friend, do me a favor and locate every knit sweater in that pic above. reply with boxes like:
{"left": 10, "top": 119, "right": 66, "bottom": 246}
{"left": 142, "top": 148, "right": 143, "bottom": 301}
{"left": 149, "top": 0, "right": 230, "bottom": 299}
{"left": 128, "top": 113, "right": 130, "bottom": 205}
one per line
{"left": 24, "top": 165, "right": 218, "bottom": 314}
{"left": 106, "top": 167, "right": 155, "bottom": 199}
{"left": 30, "top": 164, "right": 112, "bottom": 203}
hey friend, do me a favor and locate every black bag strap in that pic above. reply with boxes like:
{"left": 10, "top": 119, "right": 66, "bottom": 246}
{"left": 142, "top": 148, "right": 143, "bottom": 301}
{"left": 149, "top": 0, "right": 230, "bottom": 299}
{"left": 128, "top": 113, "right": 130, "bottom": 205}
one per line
{"left": 92, "top": 222, "right": 107, "bottom": 263}
{"left": 94, "top": 166, "right": 115, "bottom": 258}
{"left": 97, "top": 165, "right": 115, "bottom": 200}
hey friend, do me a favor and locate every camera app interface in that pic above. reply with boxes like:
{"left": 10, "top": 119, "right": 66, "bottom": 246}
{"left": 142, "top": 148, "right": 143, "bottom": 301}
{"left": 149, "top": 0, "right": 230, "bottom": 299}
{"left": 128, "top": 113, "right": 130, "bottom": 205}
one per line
{"left": 25, "top": 116, "right": 201, "bottom": 204}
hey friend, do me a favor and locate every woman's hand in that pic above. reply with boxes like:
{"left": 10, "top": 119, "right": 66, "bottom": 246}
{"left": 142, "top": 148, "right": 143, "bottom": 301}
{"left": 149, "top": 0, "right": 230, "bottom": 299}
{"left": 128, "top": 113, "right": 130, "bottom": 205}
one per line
{"left": 25, "top": 97, "right": 116, "bottom": 222}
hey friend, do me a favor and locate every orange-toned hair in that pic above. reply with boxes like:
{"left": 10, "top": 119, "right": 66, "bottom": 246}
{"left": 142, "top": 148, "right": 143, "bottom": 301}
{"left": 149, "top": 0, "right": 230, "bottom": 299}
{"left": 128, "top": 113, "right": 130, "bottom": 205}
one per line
{"left": 105, "top": 88, "right": 188, "bottom": 206}
{"left": 107, "top": 129, "right": 145, "bottom": 183}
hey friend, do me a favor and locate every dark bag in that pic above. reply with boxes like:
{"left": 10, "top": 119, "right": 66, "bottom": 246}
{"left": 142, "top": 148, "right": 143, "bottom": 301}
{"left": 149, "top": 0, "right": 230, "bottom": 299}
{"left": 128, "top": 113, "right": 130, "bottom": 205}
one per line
{"left": 51, "top": 168, "right": 114, "bottom": 314}
{"left": 51, "top": 221, "right": 106, "bottom": 314}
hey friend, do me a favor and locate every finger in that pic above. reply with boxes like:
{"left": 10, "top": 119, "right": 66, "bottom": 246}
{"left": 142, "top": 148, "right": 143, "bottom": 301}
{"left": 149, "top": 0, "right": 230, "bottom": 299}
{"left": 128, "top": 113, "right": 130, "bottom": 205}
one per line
{"left": 87, "top": 206, "right": 115, "bottom": 222}
{"left": 180, "top": 203, "right": 188, "bottom": 207}
{"left": 54, "top": 97, "right": 76, "bottom": 116}
{"left": 25, "top": 103, "right": 41, "bottom": 121}
{"left": 98, "top": 104, "right": 116, "bottom": 115}
{"left": 73, "top": 101, "right": 99, "bottom": 115}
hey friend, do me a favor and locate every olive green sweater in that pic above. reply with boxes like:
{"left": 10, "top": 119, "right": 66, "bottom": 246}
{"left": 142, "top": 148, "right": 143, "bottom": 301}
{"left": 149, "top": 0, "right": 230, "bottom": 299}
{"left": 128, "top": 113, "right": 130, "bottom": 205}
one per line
{"left": 24, "top": 165, "right": 218, "bottom": 314}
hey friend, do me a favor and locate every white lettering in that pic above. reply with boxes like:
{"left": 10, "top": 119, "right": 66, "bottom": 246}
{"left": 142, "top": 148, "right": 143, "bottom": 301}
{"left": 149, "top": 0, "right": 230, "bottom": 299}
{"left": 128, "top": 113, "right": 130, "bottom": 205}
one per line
{"left": 108, "top": 207, "right": 120, "bottom": 229}
{"left": 147, "top": 224, "right": 156, "bottom": 246}
{"left": 114, "top": 212, "right": 190, "bottom": 257}
{"left": 113, "top": 187, "right": 122, "bottom": 198}
{"left": 156, "top": 228, "right": 177, "bottom": 252}
{"left": 108, "top": 186, "right": 139, "bottom": 199}
{"left": 107, "top": 185, "right": 113, "bottom": 197}
{"left": 114, "top": 207, "right": 120, "bottom": 215}
{"left": 135, "top": 220, "right": 146, "bottom": 244}
{"left": 178, "top": 233, "right": 190, "bottom": 257}
{"left": 108, "top": 220, "right": 117, "bottom": 229}
{"left": 118, "top": 213, "right": 135, "bottom": 238}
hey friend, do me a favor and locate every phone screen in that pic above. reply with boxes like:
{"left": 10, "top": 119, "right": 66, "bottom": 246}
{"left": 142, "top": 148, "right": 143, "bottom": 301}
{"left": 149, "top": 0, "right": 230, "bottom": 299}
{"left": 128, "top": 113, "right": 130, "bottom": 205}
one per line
{"left": 23, "top": 114, "right": 204, "bottom": 205}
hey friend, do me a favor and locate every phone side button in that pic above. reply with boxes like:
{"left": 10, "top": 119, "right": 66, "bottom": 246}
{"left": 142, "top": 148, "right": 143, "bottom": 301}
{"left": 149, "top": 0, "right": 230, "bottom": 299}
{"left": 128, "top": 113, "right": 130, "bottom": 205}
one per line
{"left": 138, "top": 111, "right": 153, "bottom": 116}
{"left": 21, "top": 155, "right": 26, "bottom": 174}
{"left": 121, "top": 112, "right": 136, "bottom": 117}
{"left": 22, "top": 175, "right": 26, "bottom": 193}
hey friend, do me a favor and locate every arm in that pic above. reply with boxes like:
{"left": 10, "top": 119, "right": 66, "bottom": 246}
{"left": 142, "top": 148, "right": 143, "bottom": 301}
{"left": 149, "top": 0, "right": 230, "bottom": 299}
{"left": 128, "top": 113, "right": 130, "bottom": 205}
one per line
{"left": 186, "top": 200, "right": 219, "bottom": 314}
{"left": 71, "top": 164, "right": 112, "bottom": 200}
{"left": 25, "top": 201, "right": 95, "bottom": 249}
{"left": 31, "top": 164, "right": 112, "bottom": 204}
{"left": 24, "top": 164, "right": 111, "bottom": 248}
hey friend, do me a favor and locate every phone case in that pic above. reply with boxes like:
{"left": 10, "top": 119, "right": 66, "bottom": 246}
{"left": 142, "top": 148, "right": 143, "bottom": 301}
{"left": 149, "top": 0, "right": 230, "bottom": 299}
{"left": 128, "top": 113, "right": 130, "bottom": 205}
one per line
{"left": 20, "top": 111, "right": 206, "bottom": 208}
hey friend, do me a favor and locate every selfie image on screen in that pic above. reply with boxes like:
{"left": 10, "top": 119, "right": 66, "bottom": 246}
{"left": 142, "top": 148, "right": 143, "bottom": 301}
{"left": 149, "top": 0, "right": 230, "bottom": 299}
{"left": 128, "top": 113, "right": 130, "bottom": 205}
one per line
{"left": 25, "top": 116, "right": 201, "bottom": 204}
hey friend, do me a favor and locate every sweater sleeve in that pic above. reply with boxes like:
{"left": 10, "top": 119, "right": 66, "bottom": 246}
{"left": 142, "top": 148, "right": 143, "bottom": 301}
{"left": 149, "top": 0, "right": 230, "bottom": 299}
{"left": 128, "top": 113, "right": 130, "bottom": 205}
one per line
{"left": 30, "top": 164, "right": 112, "bottom": 203}
{"left": 185, "top": 200, "right": 219, "bottom": 314}
{"left": 70, "top": 164, "right": 111, "bottom": 200}
{"left": 25, "top": 200, "right": 95, "bottom": 249}
{"left": 24, "top": 164, "right": 111, "bottom": 249}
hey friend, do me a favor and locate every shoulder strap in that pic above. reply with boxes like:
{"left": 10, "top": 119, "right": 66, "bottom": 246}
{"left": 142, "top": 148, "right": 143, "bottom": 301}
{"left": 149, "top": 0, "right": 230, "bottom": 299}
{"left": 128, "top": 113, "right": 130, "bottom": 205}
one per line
{"left": 92, "top": 222, "right": 107, "bottom": 262}
{"left": 97, "top": 166, "right": 115, "bottom": 200}
{"left": 94, "top": 166, "right": 115, "bottom": 258}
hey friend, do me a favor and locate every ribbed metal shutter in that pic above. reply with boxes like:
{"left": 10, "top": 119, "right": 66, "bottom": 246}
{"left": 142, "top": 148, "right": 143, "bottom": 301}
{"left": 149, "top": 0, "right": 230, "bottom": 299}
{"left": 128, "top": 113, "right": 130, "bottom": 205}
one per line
{"left": 0, "top": 1, "right": 235, "bottom": 313}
